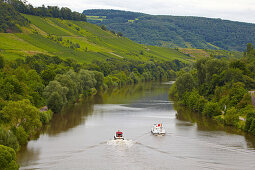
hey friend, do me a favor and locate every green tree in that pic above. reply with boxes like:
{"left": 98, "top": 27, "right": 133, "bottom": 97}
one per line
{"left": 0, "top": 127, "right": 19, "bottom": 151}
{"left": 176, "top": 73, "right": 195, "bottom": 98}
{"left": 0, "top": 145, "right": 19, "bottom": 170}
{"left": 47, "top": 92, "right": 64, "bottom": 113}
{"left": 78, "top": 69, "right": 96, "bottom": 94}
{"left": 0, "top": 99, "right": 42, "bottom": 137}
{"left": 12, "top": 126, "right": 28, "bottom": 146}
{"left": 41, "top": 69, "right": 56, "bottom": 85}
{"left": 224, "top": 107, "right": 239, "bottom": 126}
{"left": 203, "top": 102, "right": 221, "bottom": 118}
{"left": 93, "top": 71, "right": 104, "bottom": 90}
{"left": 43, "top": 80, "right": 68, "bottom": 112}
{"left": 0, "top": 55, "right": 4, "bottom": 69}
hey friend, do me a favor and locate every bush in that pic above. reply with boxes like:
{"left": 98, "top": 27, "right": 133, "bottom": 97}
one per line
{"left": 249, "top": 119, "right": 255, "bottom": 135}
{"left": 244, "top": 111, "right": 255, "bottom": 132}
{"left": 196, "top": 96, "right": 207, "bottom": 113}
{"left": 0, "top": 99, "right": 42, "bottom": 137}
{"left": 224, "top": 107, "right": 239, "bottom": 126}
{"left": 12, "top": 126, "right": 28, "bottom": 146}
{"left": 0, "top": 145, "right": 19, "bottom": 170}
{"left": 0, "top": 127, "right": 19, "bottom": 151}
{"left": 176, "top": 73, "right": 195, "bottom": 98}
{"left": 203, "top": 102, "right": 221, "bottom": 118}
{"left": 39, "top": 110, "right": 53, "bottom": 124}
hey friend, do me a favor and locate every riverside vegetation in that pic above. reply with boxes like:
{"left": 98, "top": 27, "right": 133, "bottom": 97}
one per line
{"left": 169, "top": 43, "right": 255, "bottom": 136}
{"left": 0, "top": 1, "right": 189, "bottom": 169}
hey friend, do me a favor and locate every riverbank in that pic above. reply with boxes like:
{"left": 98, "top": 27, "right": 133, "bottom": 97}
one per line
{"left": 17, "top": 81, "right": 255, "bottom": 169}
{"left": 168, "top": 55, "right": 255, "bottom": 136}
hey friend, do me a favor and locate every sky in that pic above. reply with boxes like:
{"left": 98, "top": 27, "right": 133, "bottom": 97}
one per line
{"left": 26, "top": 0, "right": 255, "bottom": 23}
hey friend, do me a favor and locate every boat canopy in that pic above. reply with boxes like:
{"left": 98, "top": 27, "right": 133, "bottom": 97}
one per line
{"left": 116, "top": 131, "right": 123, "bottom": 135}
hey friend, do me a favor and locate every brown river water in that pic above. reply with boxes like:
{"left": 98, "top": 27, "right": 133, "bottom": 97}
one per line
{"left": 17, "top": 82, "right": 255, "bottom": 170}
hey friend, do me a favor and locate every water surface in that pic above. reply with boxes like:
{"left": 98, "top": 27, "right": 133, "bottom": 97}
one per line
{"left": 18, "top": 82, "right": 255, "bottom": 170}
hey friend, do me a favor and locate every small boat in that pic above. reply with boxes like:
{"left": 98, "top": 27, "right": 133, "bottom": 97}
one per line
{"left": 151, "top": 123, "right": 166, "bottom": 135}
{"left": 114, "top": 130, "right": 124, "bottom": 140}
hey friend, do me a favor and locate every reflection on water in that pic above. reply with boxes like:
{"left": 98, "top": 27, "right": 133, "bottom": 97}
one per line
{"left": 18, "top": 82, "right": 255, "bottom": 170}
{"left": 175, "top": 104, "right": 255, "bottom": 151}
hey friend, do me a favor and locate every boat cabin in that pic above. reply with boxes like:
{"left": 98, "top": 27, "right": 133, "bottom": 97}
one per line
{"left": 116, "top": 131, "right": 123, "bottom": 137}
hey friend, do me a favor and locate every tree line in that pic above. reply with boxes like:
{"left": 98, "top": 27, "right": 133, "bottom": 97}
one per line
{"left": 2, "top": 0, "right": 87, "bottom": 22}
{"left": 169, "top": 43, "right": 255, "bottom": 135}
{"left": 0, "top": 53, "right": 185, "bottom": 169}
{"left": 0, "top": 1, "right": 28, "bottom": 32}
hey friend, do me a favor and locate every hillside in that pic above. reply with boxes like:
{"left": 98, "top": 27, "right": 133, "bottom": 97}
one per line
{"left": 0, "top": 14, "right": 193, "bottom": 64}
{"left": 83, "top": 9, "right": 255, "bottom": 51}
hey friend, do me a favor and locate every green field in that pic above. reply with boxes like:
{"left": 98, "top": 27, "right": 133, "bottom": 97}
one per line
{"left": 1, "top": 14, "right": 227, "bottom": 64}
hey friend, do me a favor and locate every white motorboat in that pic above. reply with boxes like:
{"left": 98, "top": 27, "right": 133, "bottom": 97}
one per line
{"left": 114, "top": 130, "right": 124, "bottom": 140}
{"left": 151, "top": 123, "right": 166, "bottom": 135}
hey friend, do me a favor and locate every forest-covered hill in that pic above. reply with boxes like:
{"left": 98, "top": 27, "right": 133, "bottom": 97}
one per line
{"left": 83, "top": 9, "right": 255, "bottom": 51}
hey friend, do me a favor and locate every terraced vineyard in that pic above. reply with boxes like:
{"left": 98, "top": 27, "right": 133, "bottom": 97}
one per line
{"left": 0, "top": 14, "right": 194, "bottom": 64}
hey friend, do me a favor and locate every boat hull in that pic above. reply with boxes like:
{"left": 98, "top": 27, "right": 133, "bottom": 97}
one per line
{"left": 151, "top": 130, "right": 166, "bottom": 136}
{"left": 114, "top": 136, "right": 124, "bottom": 140}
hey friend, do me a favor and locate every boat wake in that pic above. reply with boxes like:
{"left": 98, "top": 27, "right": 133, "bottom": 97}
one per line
{"left": 107, "top": 139, "right": 134, "bottom": 148}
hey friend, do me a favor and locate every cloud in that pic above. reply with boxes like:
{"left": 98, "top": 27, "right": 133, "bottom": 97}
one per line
{"left": 26, "top": 0, "right": 255, "bottom": 23}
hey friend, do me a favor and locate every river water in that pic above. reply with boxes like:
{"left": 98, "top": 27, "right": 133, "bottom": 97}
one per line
{"left": 18, "top": 82, "right": 255, "bottom": 170}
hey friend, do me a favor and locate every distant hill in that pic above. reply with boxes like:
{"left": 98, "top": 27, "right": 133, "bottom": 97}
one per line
{"left": 83, "top": 9, "right": 255, "bottom": 51}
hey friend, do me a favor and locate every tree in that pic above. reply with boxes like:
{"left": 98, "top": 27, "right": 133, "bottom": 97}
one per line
{"left": 246, "top": 43, "right": 254, "bottom": 54}
{"left": 228, "top": 82, "right": 247, "bottom": 107}
{"left": 0, "top": 55, "right": 4, "bottom": 69}
{"left": 176, "top": 73, "right": 195, "bottom": 98}
{"left": 78, "top": 69, "right": 96, "bottom": 94}
{"left": 203, "top": 102, "right": 221, "bottom": 118}
{"left": 93, "top": 71, "right": 104, "bottom": 90}
{"left": 224, "top": 107, "right": 239, "bottom": 126}
{"left": 0, "top": 127, "right": 19, "bottom": 151}
{"left": 0, "top": 145, "right": 19, "bottom": 170}
{"left": 43, "top": 80, "right": 68, "bottom": 112}
{"left": 41, "top": 69, "right": 56, "bottom": 85}
{"left": 195, "top": 57, "right": 208, "bottom": 85}
{"left": 47, "top": 92, "right": 64, "bottom": 113}
{"left": 56, "top": 74, "right": 76, "bottom": 99}
{"left": 0, "top": 99, "right": 42, "bottom": 137}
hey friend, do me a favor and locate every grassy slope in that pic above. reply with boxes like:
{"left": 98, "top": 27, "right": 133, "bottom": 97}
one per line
{"left": 0, "top": 14, "right": 191, "bottom": 64}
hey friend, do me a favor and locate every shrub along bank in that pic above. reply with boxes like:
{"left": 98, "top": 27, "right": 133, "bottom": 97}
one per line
{"left": 169, "top": 43, "right": 255, "bottom": 135}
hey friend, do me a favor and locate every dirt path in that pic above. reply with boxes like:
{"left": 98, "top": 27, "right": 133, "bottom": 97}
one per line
{"left": 249, "top": 91, "right": 255, "bottom": 107}
{"left": 109, "top": 52, "right": 124, "bottom": 58}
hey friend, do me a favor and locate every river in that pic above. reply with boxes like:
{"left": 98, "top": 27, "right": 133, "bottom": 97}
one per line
{"left": 17, "top": 82, "right": 255, "bottom": 170}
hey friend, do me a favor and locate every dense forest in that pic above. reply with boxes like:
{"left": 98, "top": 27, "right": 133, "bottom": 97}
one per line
{"left": 2, "top": 0, "right": 86, "bottom": 21}
{"left": 169, "top": 43, "right": 255, "bottom": 135}
{"left": 0, "top": 1, "right": 28, "bottom": 32}
{"left": 83, "top": 9, "right": 255, "bottom": 51}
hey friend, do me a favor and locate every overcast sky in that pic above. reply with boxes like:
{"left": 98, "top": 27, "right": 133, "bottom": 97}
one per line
{"left": 26, "top": 0, "right": 255, "bottom": 23}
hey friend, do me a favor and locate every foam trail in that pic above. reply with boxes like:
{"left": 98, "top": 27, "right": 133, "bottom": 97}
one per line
{"left": 107, "top": 139, "right": 134, "bottom": 148}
